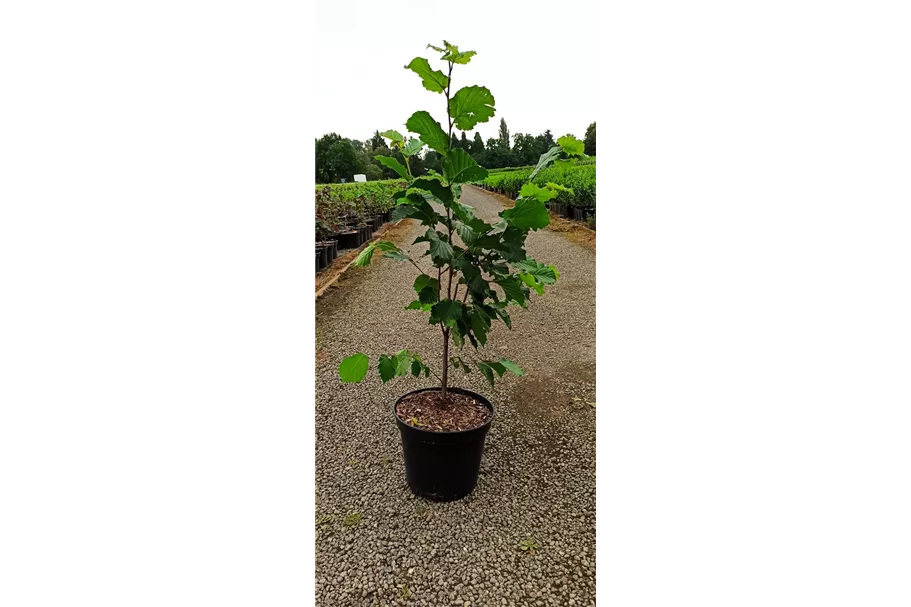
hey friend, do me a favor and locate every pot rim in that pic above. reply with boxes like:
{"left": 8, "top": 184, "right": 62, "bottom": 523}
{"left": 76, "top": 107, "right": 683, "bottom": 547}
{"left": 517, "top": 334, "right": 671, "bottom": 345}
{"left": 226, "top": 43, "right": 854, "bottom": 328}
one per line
{"left": 392, "top": 386, "right": 494, "bottom": 436}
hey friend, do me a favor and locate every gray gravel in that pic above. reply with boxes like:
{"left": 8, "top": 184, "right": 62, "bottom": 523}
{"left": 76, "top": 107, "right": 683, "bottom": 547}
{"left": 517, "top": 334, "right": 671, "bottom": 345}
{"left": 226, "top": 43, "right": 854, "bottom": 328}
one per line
{"left": 315, "top": 185, "right": 596, "bottom": 606}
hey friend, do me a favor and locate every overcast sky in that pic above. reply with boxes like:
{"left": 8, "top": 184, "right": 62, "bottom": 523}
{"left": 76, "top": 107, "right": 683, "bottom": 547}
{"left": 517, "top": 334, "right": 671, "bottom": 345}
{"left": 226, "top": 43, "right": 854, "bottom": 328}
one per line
{"left": 315, "top": 0, "right": 598, "bottom": 146}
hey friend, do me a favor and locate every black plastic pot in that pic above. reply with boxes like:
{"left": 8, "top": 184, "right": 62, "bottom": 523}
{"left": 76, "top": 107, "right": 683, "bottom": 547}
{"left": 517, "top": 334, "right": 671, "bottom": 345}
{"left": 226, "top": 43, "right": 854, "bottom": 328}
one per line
{"left": 572, "top": 207, "right": 584, "bottom": 221}
{"left": 394, "top": 387, "right": 493, "bottom": 501}
{"left": 316, "top": 247, "right": 327, "bottom": 271}
{"left": 338, "top": 230, "right": 359, "bottom": 250}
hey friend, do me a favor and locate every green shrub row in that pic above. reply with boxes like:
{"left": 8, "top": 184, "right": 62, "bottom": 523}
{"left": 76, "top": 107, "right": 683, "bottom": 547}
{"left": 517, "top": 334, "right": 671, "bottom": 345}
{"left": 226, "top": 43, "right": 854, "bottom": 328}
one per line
{"left": 479, "top": 163, "right": 596, "bottom": 209}
{"left": 314, "top": 179, "right": 407, "bottom": 210}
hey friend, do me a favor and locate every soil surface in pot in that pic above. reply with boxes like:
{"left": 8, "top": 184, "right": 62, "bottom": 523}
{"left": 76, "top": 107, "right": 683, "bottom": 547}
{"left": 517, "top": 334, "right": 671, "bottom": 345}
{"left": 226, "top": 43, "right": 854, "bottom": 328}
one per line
{"left": 396, "top": 390, "right": 490, "bottom": 432}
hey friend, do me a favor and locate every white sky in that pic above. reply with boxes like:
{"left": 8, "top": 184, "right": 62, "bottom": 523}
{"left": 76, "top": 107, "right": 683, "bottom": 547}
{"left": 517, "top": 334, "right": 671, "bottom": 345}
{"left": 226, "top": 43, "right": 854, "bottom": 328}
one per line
{"left": 315, "top": 0, "right": 598, "bottom": 146}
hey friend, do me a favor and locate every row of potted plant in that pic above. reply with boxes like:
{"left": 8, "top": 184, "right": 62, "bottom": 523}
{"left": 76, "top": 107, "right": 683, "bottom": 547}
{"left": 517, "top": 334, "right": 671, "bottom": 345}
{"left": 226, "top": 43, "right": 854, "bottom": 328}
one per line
{"left": 315, "top": 187, "right": 394, "bottom": 273}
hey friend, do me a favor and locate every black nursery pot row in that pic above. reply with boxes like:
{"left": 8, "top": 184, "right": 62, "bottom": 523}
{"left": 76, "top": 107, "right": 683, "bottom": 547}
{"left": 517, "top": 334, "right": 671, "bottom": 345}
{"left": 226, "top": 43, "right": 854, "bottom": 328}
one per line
{"left": 316, "top": 209, "right": 393, "bottom": 274}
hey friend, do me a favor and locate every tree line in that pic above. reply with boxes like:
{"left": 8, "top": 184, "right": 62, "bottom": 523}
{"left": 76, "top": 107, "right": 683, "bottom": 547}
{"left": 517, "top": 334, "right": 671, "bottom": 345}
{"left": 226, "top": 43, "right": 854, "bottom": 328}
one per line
{"left": 316, "top": 119, "right": 595, "bottom": 184}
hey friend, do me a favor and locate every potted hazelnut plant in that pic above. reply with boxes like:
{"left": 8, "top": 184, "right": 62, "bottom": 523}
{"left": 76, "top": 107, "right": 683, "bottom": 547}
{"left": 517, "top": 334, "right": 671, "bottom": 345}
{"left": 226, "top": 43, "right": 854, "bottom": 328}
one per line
{"left": 338, "top": 41, "right": 583, "bottom": 501}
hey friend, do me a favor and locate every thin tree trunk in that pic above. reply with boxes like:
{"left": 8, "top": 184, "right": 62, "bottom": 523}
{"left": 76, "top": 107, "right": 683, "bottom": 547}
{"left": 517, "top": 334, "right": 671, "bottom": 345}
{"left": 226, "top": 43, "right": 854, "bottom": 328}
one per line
{"left": 441, "top": 328, "right": 450, "bottom": 398}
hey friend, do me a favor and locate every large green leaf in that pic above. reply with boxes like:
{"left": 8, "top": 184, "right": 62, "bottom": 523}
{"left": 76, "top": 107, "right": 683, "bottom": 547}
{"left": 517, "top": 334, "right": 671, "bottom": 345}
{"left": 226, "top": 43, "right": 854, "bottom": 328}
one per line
{"left": 494, "top": 276, "right": 527, "bottom": 307}
{"left": 430, "top": 299, "right": 464, "bottom": 327}
{"left": 449, "top": 85, "right": 496, "bottom": 131}
{"left": 391, "top": 196, "right": 441, "bottom": 226}
{"left": 422, "top": 228, "right": 454, "bottom": 262}
{"left": 380, "top": 130, "right": 404, "bottom": 144}
{"left": 520, "top": 272, "right": 544, "bottom": 295}
{"left": 378, "top": 355, "right": 396, "bottom": 383}
{"left": 519, "top": 183, "right": 557, "bottom": 203}
{"left": 354, "top": 243, "right": 377, "bottom": 266}
{"left": 442, "top": 149, "right": 488, "bottom": 184}
{"left": 557, "top": 134, "right": 585, "bottom": 157}
{"left": 402, "top": 138, "right": 424, "bottom": 157}
{"left": 404, "top": 57, "right": 449, "bottom": 93}
{"left": 338, "top": 354, "right": 369, "bottom": 383}
{"left": 530, "top": 145, "right": 562, "bottom": 180}
{"left": 512, "top": 259, "right": 559, "bottom": 284}
{"left": 413, "top": 274, "right": 435, "bottom": 293}
{"left": 468, "top": 308, "right": 490, "bottom": 346}
{"left": 475, "top": 361, "right": 496, "bottom": 388}
{"left": 454, "top": 220, "right": 478, "bottom": 246}
{"left": 374, "top": 155, "right": 409, "bottom": 180}
{"left": 500, "top": 358, "right": 525, "bottom": 377}
{"left": 409, "top": 176, "right": 453, "bottom": 205}
{"left": 405, "top": 111, "right": 449, "bottom": 154}
{"left": 395, "top": 352, "right": 411, "bottom": 376}
{"left": 502, "top": 198, "right": 550, "bottom": 230}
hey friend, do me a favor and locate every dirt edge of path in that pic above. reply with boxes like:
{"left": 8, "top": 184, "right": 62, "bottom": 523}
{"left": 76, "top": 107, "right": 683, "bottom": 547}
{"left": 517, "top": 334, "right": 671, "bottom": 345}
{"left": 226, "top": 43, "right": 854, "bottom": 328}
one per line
{"left": 464, "top": 185, "right": 596, "bottom": 250}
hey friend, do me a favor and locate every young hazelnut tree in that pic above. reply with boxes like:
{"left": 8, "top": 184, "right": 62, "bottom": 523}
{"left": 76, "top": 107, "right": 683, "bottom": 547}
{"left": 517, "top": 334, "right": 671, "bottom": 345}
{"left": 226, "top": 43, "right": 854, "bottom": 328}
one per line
{"left": 338, "top": 41, "right": 584, "bottom": 396}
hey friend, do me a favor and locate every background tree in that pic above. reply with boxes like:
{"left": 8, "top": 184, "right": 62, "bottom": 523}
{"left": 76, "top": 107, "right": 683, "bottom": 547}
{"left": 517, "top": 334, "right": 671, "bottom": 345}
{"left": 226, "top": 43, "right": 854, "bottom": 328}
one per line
{"left": 498, "top": 118, "right": 510, "bottom": 149}
{"left": 460, "top": 132, "right": 469, "bottom": 151}
{"left": 584, "top": 121, "right": 596, "bottom": 156}
{"left": 471, "top": 132, "right": 485, "bottom": 157}
{"left": 368, "top": 130, "right": 386, "bottom": 150}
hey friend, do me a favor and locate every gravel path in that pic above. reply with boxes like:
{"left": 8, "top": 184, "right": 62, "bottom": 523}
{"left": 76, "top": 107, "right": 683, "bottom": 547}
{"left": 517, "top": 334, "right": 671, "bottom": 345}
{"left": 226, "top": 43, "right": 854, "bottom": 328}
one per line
{"left": 315, "top": 185, "right": 596, "bottom": 607}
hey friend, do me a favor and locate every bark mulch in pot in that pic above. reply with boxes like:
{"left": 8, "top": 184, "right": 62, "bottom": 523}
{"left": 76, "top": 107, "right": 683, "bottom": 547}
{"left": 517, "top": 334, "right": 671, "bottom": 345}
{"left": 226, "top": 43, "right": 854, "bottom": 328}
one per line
{"left": 396, "top": 390, "right": 491, "bottom": 432}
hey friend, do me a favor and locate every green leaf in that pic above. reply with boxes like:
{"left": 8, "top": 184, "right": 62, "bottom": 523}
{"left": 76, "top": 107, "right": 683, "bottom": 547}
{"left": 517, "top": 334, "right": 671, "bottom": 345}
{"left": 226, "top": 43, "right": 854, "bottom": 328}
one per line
{"left": 378, "top": 355, "right": 396, "bottom": 383}
{"left": 502, "top": 198, "right": 550, "bottom": 230}
{"left": 496, "top": 307, "right": 512, "bottom": 329}
{"left": 520, "top": 272, "right": 544, "bottom": 295}
{"left": 468, "top": 309, "right": 489, "bottom": 346}
{"left": 557, "top": 134, "right": 585, "bottom": 157}
{"left": 405, "top": 111, "right": 449, "bottom": 154}
{"left": 404, "top": 57, "right": 449, "bottom": 93}
{"left": 411, "top": 360, "right": 423, "bottom": 377}
{"left": 405, "top": 300, "right": 433, "bottom": 312}
{"left": 413, "top": 274, "right": 435, "bottom": 293}
{"left": 484, "top": 361, "right": 506, "bottom": 377}
{"left": 338, "top": 354, "right": 369, "bottom": 383}
{"left": 395, "top": 353, "right": 411, "bottom": 376}
{"left": 475, "top": 362, "right": 495, "bottom": 388}
{"left": 454, "top": 221, "right": 478, "bottom": 246}
{"left": 384, "top": 251, "right": 410, "bottom": 262}
{"left": 391, "top": 196, "right": 441, "bottom": 226}
{"left": 442, "top": 149, "right": 488, "bottom": 184}
{"left": 512, "top": 259, "right": 559, "bottom": 284}
{"left": 380, "top": 130, "right": 404, "bottom": 144}
{"left": 545, "top": 181, "right": 574, "bottom": 194}
{"left": 499, "top": 358, "right": 525, "bottom": 376}
{"left": 449, "top": 85, "right": 496, "bottom": 131}
{"left": 494, "top": 276, "right": 527, "bottom": 307}
{"left": 530, "top": 146, "right": 561, "bottom": 180}
{"left": 418, "top": 287, "right": 439, "bottom": 305}
{"left": 430, "top": 299, "right": 463, "bottom": 327}
{"left": 409, "top": 176, "right": 453, "bottom": 205}
{"left": 519, "top": 183, "right": 557, "bottom": 203}
{"left": 423, "top": 229, "right": 454, "bottom": 262}
{"left": 433, "top": 41, "right": 476, "bottom": 64}
{"left": 375, "top": 155, "right": 409, "bottom": 180}
{"left": 354, "top": 243, "right": 376, "bottom": 266}
{"left": 402, "top": 138, "right": 424, "bottom": 157}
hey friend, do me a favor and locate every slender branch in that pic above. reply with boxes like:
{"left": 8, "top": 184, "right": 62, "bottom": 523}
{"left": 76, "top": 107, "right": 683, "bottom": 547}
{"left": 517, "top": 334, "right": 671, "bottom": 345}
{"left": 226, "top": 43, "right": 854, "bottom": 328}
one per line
{"left": 406, "top": 257, "right": 427, "bottom": 276}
